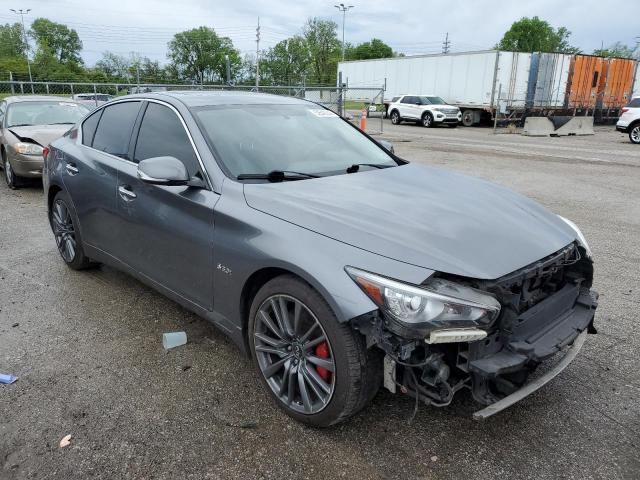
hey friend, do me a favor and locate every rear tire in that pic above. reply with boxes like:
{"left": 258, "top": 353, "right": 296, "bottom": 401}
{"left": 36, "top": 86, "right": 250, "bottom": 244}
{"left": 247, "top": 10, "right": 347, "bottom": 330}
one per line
{"left": 390, "top": 110, "right": 401, "bottom": 125}
{"left": 49, "top": 190, "right": 93, "bottom": 270}
{"left": 248, "top": 275, "right": 382, "bottom": 427}
{"left": 629, "top": 124, "right": 640, "bottom": 144}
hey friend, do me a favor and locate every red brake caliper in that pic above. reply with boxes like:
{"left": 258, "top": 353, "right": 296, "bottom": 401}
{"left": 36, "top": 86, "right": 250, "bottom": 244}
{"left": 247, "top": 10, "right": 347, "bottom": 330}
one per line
{"left": 315, "top": 342, "right": 331, "bottom": 382}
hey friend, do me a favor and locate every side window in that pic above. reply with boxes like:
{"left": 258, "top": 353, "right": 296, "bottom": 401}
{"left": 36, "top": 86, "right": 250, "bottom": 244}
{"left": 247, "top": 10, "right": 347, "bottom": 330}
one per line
{"left": 92, "top": 101, "right": 141, "bottom": 160}
{"left": 134, "top": 103, "right": 200, "bottom": 176}
{"left": 628, "top": 98, "right": 640, "bottom": 108}
{"left": 401, "top": 96, "right": 413, "bottom": 104}
{"left": 81, "top": 109, "right": 103, "bottom": 147}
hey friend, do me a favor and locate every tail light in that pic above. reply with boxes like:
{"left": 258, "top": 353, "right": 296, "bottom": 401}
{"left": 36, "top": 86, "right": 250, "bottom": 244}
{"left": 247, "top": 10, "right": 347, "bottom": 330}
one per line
{"left": 621, "top": 108, "right": 629, "bottom": 113}
{"left": 42, "top": 147, "right": 50, "bottom": 159}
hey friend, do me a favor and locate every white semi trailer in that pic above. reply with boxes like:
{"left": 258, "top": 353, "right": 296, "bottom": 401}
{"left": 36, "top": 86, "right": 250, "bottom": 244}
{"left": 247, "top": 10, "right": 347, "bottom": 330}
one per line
{"left": 337, "top": 50, "right": 573, "bottom": 126}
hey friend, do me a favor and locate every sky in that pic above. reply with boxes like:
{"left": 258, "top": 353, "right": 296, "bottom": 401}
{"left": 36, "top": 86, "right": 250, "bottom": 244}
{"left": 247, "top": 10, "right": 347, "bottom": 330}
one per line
{"left": 1, "top": 0, "right": 638, "bottom": 66}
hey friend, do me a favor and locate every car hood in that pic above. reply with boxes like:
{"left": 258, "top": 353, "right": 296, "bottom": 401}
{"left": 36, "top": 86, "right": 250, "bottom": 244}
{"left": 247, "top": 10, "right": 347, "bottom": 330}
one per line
{"left": 243, "top": 163, "right": 576, "bottom": 280}
{"left": 7, "top": 125, "right": 71, "bottom": 147}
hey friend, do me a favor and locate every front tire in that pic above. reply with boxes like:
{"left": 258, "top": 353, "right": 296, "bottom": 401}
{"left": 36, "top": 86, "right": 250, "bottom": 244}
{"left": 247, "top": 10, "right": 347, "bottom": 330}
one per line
{"left": 390, "top": 110, "right": 401, "bottom": 125}
{"left": 3, "top": 153, "right": 22, "bottom": 189}
{"left": 248, "top": 275, "right": 381, "bottom": 427}
{"left": 629, "top": 124, "right": 640, "bottom": 144}
{"left": 422, "top": 112, "right": 434, "bottom": 128}
{"left": 49, "top": 190, "right": 93, "bottom": 270}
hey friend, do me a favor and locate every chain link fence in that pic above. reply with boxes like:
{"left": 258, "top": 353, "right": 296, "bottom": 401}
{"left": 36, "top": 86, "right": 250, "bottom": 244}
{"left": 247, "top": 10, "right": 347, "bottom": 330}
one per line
{"left": 0, "top": 81, "right": 387, "bottom": 134}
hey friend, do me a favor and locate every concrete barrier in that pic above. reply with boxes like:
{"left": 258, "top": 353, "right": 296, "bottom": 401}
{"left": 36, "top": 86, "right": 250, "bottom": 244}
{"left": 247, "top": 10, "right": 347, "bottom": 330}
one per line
{"left": 522, "top": 116, "right": 594, "bottom": 136}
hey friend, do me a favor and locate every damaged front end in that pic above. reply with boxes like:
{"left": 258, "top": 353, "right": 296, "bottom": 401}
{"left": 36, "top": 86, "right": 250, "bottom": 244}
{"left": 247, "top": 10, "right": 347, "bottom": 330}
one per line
{"left": 349, "top": 242, "right": 598, "bottom": 419}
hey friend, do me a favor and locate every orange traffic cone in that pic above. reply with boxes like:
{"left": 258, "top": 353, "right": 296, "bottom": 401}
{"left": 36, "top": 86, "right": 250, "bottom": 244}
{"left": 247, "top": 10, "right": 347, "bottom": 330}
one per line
{"left": 359, "top": 107, "right": 367, "bottom": 131}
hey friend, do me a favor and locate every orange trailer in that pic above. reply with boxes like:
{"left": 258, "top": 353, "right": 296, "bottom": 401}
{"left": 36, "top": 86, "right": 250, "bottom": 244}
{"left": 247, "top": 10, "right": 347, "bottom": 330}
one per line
{"left": 566, "top": 55, "right": 637, "bottom": 113}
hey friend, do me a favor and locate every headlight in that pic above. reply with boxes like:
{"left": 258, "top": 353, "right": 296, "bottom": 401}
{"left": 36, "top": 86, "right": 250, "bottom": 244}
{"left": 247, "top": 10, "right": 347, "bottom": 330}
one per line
{"left": 345, "top": 267, "right": 500, "bottom": 335}
{"left": 14, "top": 142, "right": 44, "bottom": 156}
{"left": 557, "top": 215, "right": 592, "bottom": 258}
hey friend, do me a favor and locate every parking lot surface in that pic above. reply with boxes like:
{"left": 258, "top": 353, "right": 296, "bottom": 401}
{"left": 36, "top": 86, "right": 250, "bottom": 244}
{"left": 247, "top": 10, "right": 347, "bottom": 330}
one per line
{"left": 1, "top": 124, "right": 639, "bottom": 479}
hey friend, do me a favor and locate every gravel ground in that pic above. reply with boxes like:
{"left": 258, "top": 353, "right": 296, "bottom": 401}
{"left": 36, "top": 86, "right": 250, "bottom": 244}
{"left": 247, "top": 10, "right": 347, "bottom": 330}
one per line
{"left": 1, "top": 124, "right": 639, "bottom": 479}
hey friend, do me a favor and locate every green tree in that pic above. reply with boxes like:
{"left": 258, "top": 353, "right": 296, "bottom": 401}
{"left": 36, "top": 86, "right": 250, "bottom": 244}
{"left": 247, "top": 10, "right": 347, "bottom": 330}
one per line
{"left": 345, "top": 38, "right": 393, "bottom": 60}
{"left": 167, "top": 27, "right": 241, "bottom": 84}
{"left": 30, "top": 18, "right": 83, "bottom": 65}
{"left": 593, "top": 42, "right": 638, "bottom": 59}
{"left": 261, "top": 36, "right": 310, "bottom": 84}
{"left": 496, "top": 17, "right": 580, "bottom": 53}
{"left": 0, "top": 23, "right": 27, "bottom": 59}
{"left": 303, "top": 17, "right": 341, "bottom": 85}
{"left": 95, "top": 51, "right": 132, "bottom": 80}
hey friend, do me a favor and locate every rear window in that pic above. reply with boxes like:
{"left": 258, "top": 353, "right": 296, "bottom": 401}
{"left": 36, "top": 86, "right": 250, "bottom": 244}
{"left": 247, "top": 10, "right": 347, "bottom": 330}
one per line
{"left": 628, "top": 98, "right": 640, "bottom": 108}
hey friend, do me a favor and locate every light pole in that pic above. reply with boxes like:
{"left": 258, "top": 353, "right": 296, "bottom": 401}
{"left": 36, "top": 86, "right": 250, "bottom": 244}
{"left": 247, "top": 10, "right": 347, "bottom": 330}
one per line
{"left": 10, "top": 8, "right": 34, "bottom": 90}
{"left": 334, "top": 3, "right": 354, "bottom": 61}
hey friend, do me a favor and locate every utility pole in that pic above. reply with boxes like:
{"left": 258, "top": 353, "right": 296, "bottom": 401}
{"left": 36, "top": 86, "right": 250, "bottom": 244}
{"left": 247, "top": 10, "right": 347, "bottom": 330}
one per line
{"left": 255, "top": 17, "right": 260, "bottom": 89}
{"left": 334, "top": 3, "right": 354, "bottom": 61}
{"left": 442, "top": 32, "right": 451, "bottom": 54}
{"left": 10, "top": 8, "right": 34, "bottom": 92}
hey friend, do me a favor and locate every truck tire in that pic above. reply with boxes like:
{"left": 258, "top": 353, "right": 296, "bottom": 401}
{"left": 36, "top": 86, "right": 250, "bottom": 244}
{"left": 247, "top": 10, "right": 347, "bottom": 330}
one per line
{"left": 462, "top": 110, "right": 475, "bottom": 127}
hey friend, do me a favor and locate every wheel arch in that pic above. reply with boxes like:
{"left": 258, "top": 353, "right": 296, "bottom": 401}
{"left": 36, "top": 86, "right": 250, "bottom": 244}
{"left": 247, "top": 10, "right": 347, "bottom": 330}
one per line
{"left": 47, "top": 183, "right": 64, "bottom": 214}
{"left": 239, "top": 266, "right": 339, "bottom": 346}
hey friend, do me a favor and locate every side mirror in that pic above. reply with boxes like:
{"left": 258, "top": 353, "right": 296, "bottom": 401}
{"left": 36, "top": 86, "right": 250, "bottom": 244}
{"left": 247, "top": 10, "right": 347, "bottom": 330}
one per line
{"left": 137, "top": 156, "right": 190, "bottom": 186}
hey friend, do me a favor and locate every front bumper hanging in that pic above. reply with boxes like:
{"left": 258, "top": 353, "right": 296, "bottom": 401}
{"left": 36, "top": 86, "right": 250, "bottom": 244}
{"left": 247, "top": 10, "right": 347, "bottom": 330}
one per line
{"left": 472, "top": 329, "right": 587, "bottom": 420}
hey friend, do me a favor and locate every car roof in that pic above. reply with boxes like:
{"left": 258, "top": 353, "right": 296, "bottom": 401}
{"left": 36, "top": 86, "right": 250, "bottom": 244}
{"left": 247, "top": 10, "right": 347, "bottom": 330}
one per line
{"left": 3, "top": 95, "right": 84, "bottom": 104}
{"left": 122, "top": 90, "right": 311, "bottom": 108}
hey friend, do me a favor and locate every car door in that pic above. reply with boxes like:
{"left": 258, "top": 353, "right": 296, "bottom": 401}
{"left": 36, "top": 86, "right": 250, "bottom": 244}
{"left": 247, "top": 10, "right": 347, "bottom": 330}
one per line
{"left": 114, "top": 100, "right": 217, "bottom": 310}
{"left": 61, "top": 101, "right": 143, "bottom": 252}
{"left": 399, "top": 96, "right": 413, "bottom": 118}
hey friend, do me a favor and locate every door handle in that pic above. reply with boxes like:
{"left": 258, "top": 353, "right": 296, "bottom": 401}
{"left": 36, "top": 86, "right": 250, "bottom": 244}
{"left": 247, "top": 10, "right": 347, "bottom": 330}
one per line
{"left": 118, "top": 185, "right": 137, "bottom": 200}
{"left": 65, "top": 163, "right": 79, "bottom": 175}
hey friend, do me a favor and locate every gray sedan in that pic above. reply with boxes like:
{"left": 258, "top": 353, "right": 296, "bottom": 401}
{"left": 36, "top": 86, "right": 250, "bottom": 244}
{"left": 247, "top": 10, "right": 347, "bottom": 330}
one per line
{"left": 44, "top": 91, "right": 597, "bottom": 427}
{"left": 1, "top": 96, "right": 90, "bottom": 188}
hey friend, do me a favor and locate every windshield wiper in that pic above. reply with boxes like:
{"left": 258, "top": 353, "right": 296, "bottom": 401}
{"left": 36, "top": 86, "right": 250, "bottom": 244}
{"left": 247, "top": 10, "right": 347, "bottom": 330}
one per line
{"left": 47, "top": 122, "right": 74, "bottom": 125}
{"left": 236, "top": 170, "right": 320, "bottom": 182}
{"left": 346, "top": 163, "right": 394, "bottom": 173}
{"left": 8, "top": 123, "right": 33, "bottom": 127}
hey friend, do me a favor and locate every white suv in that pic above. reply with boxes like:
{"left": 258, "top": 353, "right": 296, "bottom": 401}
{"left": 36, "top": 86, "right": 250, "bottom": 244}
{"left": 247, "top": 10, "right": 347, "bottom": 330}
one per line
{"left": 616, "top": 97, "right": 640, "bottom": 144}
{"left": 387, "top": 95, "right": 462, "bottom": 128}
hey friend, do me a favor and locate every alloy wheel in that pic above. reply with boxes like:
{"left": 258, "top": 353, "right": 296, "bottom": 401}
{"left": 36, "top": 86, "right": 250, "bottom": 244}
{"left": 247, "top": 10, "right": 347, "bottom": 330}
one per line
{"left": 391, "top": 112, "right": 399, "bottom": 124}
{"left": 423, "top": 114, "right": 433, "bottom": 127}
{"left": 51, "top": 199, "right": 77, "bottom": 263}
{"left": 631, "top": 126, "right": 640, "bottom": 144}
{"left": 253, "top": 294, "right": 336, "bottom": 414}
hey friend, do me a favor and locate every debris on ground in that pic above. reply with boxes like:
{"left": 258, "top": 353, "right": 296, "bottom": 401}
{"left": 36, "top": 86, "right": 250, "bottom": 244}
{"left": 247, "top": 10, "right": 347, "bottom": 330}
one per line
{"left": 59, "top": 434, "right": 72, "bottom": 448}
{"left": 162, "top": 331, "right": 187, "bottom": 350}
{"left": 0, "top": 373, "right": 18, "bottom": 384}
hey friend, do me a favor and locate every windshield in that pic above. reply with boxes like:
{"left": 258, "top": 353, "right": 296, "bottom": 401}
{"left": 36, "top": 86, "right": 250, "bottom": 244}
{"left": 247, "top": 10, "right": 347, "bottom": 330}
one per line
{"left": 193, "top": 104, "right": 397, "bottom": 178}
{"left": 7, "top": 101, "right": 89, "bottom": 127}
{"left": 419, "top": 96, "right": 446, "bottom": 105}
